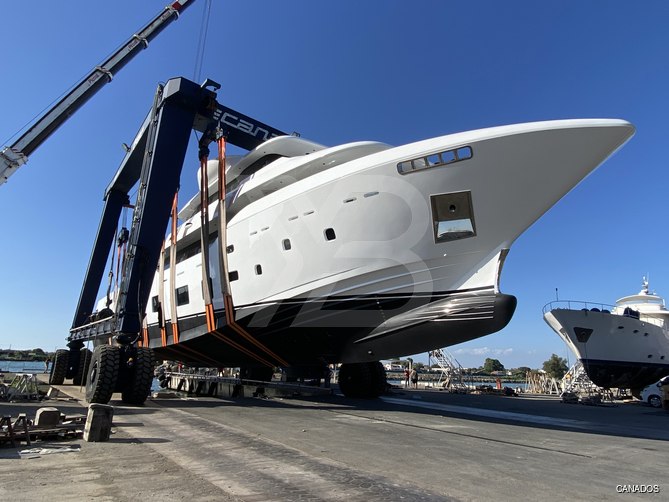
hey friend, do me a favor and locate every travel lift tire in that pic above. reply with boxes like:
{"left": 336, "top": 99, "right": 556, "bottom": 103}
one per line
{"left": 73, "top": 348, "right": 93, "bottom": 386}
{"left": 49, "top": 349, "right": 69, "bottom": 385}
{"left": 85, "top": 344, "right": 156, "bottom": 405}
{"left": 338, "top": 361, "right": 387, "bottom": 398}
{"left": 86, "top": 345, "right": 120, "bottom": 404}
{"left": 121, "top": 347, "right": 155, "bottom": 405}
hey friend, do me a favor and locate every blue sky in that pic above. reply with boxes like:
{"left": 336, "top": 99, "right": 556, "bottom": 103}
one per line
{"left": 1, "top": 1, "right": 668, "bottom": 369}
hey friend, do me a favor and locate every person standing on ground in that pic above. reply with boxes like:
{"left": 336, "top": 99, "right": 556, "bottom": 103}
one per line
{"left": 410, "top": 368, "right": 418, "bottom": 389}
{"left": 404, "top": 368, "right": 410, "bottom": 388}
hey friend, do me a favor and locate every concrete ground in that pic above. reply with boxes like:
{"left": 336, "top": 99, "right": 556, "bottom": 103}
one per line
{"left": 1, "top": 380, "right": 667, "bottom": 501}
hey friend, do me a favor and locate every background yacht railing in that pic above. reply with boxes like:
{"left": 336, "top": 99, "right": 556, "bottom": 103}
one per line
{"left": 542, "top": 300, "right": 615, "bottom": 315}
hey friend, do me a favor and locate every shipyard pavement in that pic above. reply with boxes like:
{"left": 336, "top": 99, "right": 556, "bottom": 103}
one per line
{"left": 1, "top": 381, "right": 667, "bottom": 501}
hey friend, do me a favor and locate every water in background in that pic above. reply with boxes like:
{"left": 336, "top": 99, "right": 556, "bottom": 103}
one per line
{"left": 0, "top": 360, "right": 48, "bottom": 373}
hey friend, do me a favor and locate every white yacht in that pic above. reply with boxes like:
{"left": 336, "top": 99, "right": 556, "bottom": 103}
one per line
{"left": 544, "top": 278, "right": 669, "bottom": 390}
{"left": 122, "top": 118, "right": 633, "bottom": 395}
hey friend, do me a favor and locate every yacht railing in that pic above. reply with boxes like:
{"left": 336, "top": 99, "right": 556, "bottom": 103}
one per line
{"left": 542, "top": 300, "right": 615, "bottom": 315}
{"left": 543, "top": 300, "right": 667, "bottom": 328}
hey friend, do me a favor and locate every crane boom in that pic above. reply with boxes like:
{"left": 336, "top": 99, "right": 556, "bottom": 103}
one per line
{"left": 0, "top": 0, "right": 198, "bottom": 187}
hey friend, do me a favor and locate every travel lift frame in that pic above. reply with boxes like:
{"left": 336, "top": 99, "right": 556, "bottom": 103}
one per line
{"left": 57, "top": 76, "right": 288, "bottom": 404}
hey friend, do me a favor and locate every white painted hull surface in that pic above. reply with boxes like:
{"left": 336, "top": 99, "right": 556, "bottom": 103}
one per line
{"left": 141, "top": 119, "right": 633, "bottom": 365}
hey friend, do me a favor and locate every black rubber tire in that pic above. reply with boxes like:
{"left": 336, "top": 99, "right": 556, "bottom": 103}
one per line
{"left": 369, "top": 361, "right": 388, "bottom": 397}
{"left": 73, "top": 348, "right": 93, "bottom": 386}
{"left": 86, "top": 345, "right": 120, "bottom": 404}
{"left": 338, "top": 362, "right": 385, "bottom": 398}
{"left": 648, "top": 394, "right": 662, "bottom": 408}
{"left": 121, "top": 347, "right": 156, "bottom": 405}
{"left": 49, "top": 349, "right": 69, "bottom": 385}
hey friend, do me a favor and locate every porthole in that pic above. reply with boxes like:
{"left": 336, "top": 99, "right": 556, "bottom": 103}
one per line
{"left": 229, "top": 271, "right": 239, "bottom": 282}
{"left": 255, "top": 264, "right": 263, "bottom": 275}
{"left": 324, "top": 228, "right": 336, "bottom": 241}
{"left": 226, "top": 244, "right": 234, "bottom": 253}
{"left": 282, "top": 239, "right": 292, "bottom": 250}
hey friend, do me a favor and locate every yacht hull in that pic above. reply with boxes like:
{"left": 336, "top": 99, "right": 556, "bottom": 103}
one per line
{"left": 148, "top": 290, "right": 516, "bottom": 366}
{"left": 135, "top": 118, "right": 634, "bottom": 368}
{"left": 544, "top": 308, "right": 669, "bottom": 389}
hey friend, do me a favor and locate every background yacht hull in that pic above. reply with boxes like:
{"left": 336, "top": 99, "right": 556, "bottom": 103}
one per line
{"left": 544, "top": 308, "right": 669, "bottom": 389}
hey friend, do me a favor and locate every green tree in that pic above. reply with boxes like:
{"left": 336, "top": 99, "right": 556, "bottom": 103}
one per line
{"left": 483, "top": 358, "right": 505, "bottom": 373}
{"left": 542, "top": 354, "right": 568, "bottom": 379}
{"left": 514, "top": 366, "right": 532, "bottom": 375}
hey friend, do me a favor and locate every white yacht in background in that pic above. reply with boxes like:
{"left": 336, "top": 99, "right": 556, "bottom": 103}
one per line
{"left": 544, "top": 278, "right": 669, "bottom": 390}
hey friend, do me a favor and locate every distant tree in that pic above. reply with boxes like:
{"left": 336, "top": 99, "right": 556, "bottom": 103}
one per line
{"left": 514, "top": 366, "right": 532, "bottom": 375}
{"left": 34, "top": 348, "right": 45, "bottom": 355}
{"left": 542, "top": 354, "right": 568, "bottom": 379}
{"left": 483, "top": 358, "right": 505, "bottom": 373}
{"left": 413, "top": 362, "right": 425, "bottom": 371}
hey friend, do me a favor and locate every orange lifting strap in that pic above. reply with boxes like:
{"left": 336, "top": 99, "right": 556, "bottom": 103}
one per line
{"left": 169, "top": 192, "right": 179, "bottom": 345}
{"left": 213, "top": 135, "right": 290, "bottom": 368}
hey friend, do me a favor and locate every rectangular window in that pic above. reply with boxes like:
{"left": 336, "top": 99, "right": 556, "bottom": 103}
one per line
{"left": 430, "top": 191, "right": 476, "bottom": 243}
{"left": 456, "top": 146, "right": 473, "bottom": 160}
{"left": 175, "top": 286, "right": 189, "bottom": 306}
{"left": 397, "top": 145, "right": 472, "bottom": 175}
{"left": 427, "top": 154, "right": 441, "bottom": 166}
{"left": 441, "top": 150, "right": 456, "bottom": 164}
{"left": 151, "top": 296, "right": 160, "bottom": 313}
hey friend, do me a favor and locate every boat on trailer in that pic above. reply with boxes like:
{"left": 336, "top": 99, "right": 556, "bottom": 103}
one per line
{"left": 544, "top": 278, "right": 669, "bottom": 391}
{"left": 56, "top": 78, "right": 634, "bottom": 403}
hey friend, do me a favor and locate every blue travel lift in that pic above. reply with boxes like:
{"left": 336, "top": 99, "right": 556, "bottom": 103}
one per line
{"left": 51, "top": 76, "right": 287, "bottom": 404}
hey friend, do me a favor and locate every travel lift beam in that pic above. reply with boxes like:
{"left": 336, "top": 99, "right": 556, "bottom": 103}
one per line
{"left": 0, "top": 0, "right": 199, "bottom": 187}
{"left": 69, "top": 76, "right": 287, "bottom": 344}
